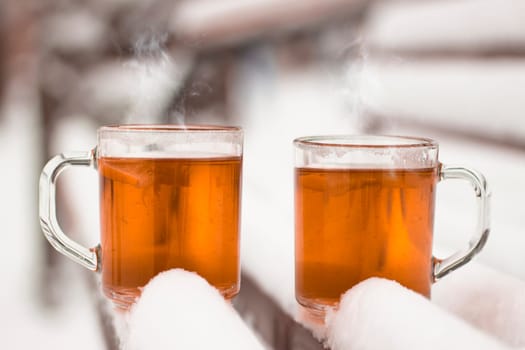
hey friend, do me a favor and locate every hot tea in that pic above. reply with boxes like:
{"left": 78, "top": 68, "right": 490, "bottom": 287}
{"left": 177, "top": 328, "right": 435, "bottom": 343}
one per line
{"left": 40, "top": 125, "right": 243, "bottom": 309}
{"left": 295, "top": 167, "right": 438, "bottom": 308}
{"left": 98, "top": 156, "right": 242, "bottom": 306}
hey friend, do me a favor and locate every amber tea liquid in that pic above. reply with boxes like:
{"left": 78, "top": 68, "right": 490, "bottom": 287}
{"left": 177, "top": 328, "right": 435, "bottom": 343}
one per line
{"left": 295, "top": 167, "right": 437, "bottom": 309}
{"left": 99, "top": 156, "right": 241, "bottom": 307}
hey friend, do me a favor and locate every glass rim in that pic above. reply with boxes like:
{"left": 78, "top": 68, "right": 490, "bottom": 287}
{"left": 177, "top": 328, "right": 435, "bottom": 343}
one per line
{"left": 98, "top": 124, "right": 242, "bottom": 133}
{"left": 293, "top": 135, "right": 438, "bottom": 149}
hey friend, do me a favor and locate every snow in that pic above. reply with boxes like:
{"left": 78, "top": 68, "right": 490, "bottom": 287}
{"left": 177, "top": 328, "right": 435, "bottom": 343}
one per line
{"left": 325, "top": 278, "right": 511, "bottom": 350}
{"left": 366, "top": 0, "right": 525, "bottom": 51}
{"left": 433, "top": 263, "right": 525, "bottom": 348}
{"left": 359, "top": 59, "right": 525, "bottom": 141}
{"left": 121, "top": 269, "right": 266, "bottom": 350}
{"left": 321, "top": 263, "right": 525, "bottom": 349}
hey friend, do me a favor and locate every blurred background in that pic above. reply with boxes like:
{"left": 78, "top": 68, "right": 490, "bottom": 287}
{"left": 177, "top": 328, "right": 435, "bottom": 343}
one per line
{"left": 1, "top": 0, "right": 524, "bottom": 348}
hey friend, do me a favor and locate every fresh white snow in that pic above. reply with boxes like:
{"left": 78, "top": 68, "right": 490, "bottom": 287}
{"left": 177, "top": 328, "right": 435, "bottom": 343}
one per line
{"left": 325, "top": 278, "right": 511, "bottom": 350}
{"left": 121, "top": 269, "right": 266, "bottom": 350}
{"left": 366, "top": 0, "right": 525, "bottom": 51}
{"left": 433, "top": 263, "right": 525, "bottom": 348}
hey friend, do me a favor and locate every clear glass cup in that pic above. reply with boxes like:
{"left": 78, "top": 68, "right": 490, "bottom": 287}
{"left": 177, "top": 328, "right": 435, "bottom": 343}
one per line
{"left": 294, "top": 135, "right": 490, "bottom": 313}
{"left": 40, "top": 125, "right": 243, "bottom": 309}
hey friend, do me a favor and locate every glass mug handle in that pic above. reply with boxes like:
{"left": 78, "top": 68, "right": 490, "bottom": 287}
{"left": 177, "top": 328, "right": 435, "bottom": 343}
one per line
{"left": 433, "top": 164, "right": 490, "bottom": 281}
{"left": 39, "top": 149, "right": 99, "bottom": 271}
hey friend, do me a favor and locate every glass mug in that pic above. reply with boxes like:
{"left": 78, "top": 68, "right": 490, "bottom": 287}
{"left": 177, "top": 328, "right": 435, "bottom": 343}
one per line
{"left": 40, "top": 125, "right": 243, "bottom": 309}
{"left": 294, "top": 135, "right": 490, "bottom": 312}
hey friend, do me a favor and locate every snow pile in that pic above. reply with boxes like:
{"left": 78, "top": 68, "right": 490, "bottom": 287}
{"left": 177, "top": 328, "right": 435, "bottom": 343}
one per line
{"left": 359, "top": 60, "right": 525, "bottom": 142}
{"left": 433, "top": 263, "right": 525, "bottom": 348}
{"left": 121, "top": 269, "right": 265, "bottom": 350}
{"left": 325, "top": 278, "right": 511, "bottom": 350}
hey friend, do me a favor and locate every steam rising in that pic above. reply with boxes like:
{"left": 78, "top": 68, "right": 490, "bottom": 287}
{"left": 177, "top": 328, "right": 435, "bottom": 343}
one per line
{"left": 339, "top": 34, "right": 395, "bottom": 133}
{"left": 340, "top": 37, "right": 367, "bottom": 123}
{"left": 124, "top": 31, "right": 190, "bottom": 125}
{"left": 132, "top": 31, "right": 169, "bottom": 60}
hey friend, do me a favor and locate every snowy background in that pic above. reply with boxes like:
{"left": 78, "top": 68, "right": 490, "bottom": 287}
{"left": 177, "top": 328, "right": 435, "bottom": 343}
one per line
{"left": 1, "top": 0, "right": 525, "bottom": 349}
